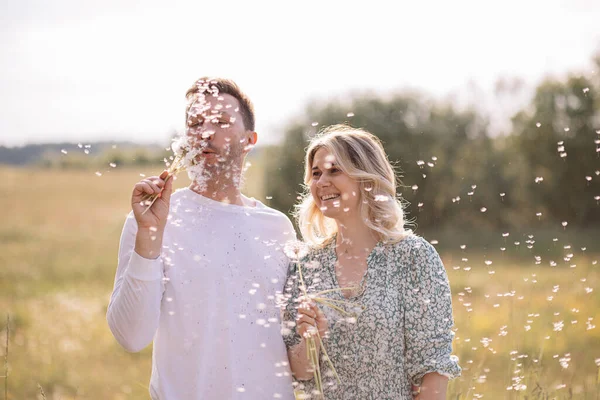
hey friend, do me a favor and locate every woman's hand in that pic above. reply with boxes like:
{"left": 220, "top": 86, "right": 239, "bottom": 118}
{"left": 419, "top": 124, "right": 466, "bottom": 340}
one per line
{"left": 296, "top": 299, "right": 328, "bottom": 340}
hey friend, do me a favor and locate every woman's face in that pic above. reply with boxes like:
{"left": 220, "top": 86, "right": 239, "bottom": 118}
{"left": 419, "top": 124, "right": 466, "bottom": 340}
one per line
{"left": 309, "top": 148, "right": 361, "bottom": 221}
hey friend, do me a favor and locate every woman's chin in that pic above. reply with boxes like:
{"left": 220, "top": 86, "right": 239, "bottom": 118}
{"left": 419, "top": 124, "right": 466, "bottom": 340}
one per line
{"left": 320, "top": 207, "right": 343, "bottom": 220}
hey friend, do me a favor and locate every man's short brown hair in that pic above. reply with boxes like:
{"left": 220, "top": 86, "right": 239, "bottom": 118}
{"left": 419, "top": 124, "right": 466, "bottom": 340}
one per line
{"left": 185, "top": 77, "right": 256, "bottom": 131}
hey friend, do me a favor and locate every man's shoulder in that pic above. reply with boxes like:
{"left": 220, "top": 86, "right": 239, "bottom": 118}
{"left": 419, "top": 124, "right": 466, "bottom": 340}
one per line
{"left": 257, "top": 201, "right": 290, "bottom": 219}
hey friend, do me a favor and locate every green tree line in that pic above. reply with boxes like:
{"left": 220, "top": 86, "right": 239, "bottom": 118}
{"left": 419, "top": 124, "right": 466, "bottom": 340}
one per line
{"left": 264, "top": 55, "right": 600, "bottom": 234}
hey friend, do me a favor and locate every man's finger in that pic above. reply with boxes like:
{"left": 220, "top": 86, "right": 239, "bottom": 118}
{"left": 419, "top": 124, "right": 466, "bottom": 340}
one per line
{"left": 133, "top": 182, "right": 155, "bottom": 197}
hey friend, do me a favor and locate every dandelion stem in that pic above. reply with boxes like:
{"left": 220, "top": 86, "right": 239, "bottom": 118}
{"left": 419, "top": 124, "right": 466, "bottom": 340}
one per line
{"left": 313, "top": 287, "right": 359, "bottom": 296}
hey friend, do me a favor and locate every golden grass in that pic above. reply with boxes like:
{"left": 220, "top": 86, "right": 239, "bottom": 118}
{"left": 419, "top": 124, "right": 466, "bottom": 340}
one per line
{"left": 0, "top": 164, "right": 598, "bottom": 399}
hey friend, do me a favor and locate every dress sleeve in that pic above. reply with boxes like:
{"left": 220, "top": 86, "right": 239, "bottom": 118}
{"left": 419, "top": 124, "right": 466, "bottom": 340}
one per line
{"left": 403, "top": 237, "right": 461, "bottom": 386}
{"left": 281, "top": 261, "right": 303, "bottom": 349}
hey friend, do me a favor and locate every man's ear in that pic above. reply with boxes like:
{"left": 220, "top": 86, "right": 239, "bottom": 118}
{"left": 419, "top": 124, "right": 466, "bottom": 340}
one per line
{"left": 248, "top": 131, "right": 258, "bottom": 146}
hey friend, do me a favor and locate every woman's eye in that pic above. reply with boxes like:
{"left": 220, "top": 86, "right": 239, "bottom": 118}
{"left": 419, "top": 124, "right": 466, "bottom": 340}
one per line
{"left": 312, "top": 171, "right": 321, "bottom": 177}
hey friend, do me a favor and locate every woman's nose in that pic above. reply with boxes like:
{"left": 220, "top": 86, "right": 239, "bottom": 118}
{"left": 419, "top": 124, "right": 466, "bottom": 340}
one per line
{"left": 316, "top": 175, "right": 330, "bottom": 187}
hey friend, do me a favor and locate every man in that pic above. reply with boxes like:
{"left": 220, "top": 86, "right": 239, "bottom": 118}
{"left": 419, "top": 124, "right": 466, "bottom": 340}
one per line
{"left": 107, "top": 78, "right": 296, "bottom": 399}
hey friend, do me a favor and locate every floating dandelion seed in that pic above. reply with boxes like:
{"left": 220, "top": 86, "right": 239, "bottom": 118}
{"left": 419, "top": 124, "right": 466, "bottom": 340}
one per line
{"left": 109, "top": 163, "right": 117, "bottom": 168}
{"left": 311, "top": 122, "right": 319, "bottom": 127}
{"left": 266, "top": 196, "right": 273, "bottom": 200}
{"left": 431, "top": 156, "right": 438, "bottom": 161}
{"left": 416, "top": 160, "right": 425, "bottom": 167}
{"left": 346, "top": 112, "right": 354, "bottom": 117}
{"left": 536, "top": 212, "right": 542, "bottom": 219}
{"left": 583, "top": 87, "right": 590, "bottom": 93}
{"left": 564, "top": 127, "right": 570, "bottom": 132}
{"left": 585, "top": 176, "right": 592, "bottom": 182}
{"left": 561, "top": 221, "right": 568, "bottom": 229}
{"left": 536, "top": 122, "right": 541, "bottom": 127}
{"left": 411, "top": 184, "right": 418, "bottom": 192}
{"left": 553, "top": 321, "right": 564, "bottom": 331}
{"left": 431, "top": 240, "right": 439, "bottom": 245}
{"left": 95, "top": 171, "right": 102, "bottom": 177}
{"left": 61, "top": 149, "right": 68, "bottom": 154}
{"left": 534, "top": 177, "right": 544, "bottom": 183}
{"left": 460, "top": 245, "right": 466, "bottom": 250}
{"left": 480, "top": 207, "right": 487, "bottom": 212}
{"left": 502, "top": 232, "right": 510, "bottom": 237}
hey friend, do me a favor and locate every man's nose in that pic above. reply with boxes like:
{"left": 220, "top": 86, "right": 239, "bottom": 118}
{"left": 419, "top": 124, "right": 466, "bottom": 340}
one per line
{"left": 199, "top": 121, "right": 215, "bottom": 141}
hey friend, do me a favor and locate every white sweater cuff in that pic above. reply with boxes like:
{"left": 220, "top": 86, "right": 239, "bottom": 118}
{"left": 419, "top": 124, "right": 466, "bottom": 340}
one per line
{"left": 126, "top": 251, "right": 164, "bottom": 281}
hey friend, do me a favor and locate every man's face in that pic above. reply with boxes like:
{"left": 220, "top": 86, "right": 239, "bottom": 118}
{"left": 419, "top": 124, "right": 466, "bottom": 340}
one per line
{"left": 185, "top": 93, "right": 251, "bottom": 170}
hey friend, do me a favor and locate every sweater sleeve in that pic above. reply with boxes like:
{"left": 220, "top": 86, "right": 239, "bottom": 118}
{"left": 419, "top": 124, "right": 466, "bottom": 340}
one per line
{"left": 106, "top": 212, "right": 165, "bottom": 352}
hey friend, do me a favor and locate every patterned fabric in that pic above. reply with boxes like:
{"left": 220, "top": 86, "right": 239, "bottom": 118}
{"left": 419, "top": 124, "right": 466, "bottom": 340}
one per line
{"left": 282, "top": 234, "right": 461, "bottom": 399}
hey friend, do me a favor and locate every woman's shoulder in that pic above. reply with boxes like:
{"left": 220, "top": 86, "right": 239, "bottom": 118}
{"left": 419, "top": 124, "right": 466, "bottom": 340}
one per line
{"left": 382, "top": 233, "right": 432, "bottom": 256}
{"left": 380, "top": 234, "right": 443, "bottom": 275}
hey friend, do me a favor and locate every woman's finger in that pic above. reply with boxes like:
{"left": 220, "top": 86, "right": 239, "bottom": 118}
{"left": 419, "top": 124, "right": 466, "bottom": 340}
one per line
{"left": 297, "top": 313, "right": 315, "bottom": 326}
{"left": 297, "top": 306, "right": 316, "bottom": 319}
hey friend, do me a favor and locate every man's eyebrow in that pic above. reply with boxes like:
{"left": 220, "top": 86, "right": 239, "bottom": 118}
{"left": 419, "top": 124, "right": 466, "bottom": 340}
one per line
{"left": 208, "top": 110, "right": 232, "bottom": 118}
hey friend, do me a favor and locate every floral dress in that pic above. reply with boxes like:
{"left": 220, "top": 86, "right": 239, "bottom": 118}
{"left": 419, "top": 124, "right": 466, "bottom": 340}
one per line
{"left": 281, "top": 234, "right": 461, "bottom": 399}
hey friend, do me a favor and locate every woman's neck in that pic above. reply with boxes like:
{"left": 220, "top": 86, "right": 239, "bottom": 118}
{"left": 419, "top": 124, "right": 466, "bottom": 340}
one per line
{"left": 335, "top": 218, "right": 378, "bottom": 257}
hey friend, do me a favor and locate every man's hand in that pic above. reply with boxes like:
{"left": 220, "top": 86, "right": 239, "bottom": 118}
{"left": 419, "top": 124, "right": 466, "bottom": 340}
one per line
{"left": 131, "top": 170, "right": 173, "bottom": 259}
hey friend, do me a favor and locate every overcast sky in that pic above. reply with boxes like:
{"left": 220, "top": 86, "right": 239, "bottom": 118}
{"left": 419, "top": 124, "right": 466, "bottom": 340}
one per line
{"left": 1, "top": 0, "right": 599, "bottom": 147}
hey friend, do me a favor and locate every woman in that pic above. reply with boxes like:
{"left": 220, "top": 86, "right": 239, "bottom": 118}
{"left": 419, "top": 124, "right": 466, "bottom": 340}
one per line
{"left": 282, "top": 124, "right": 460, "bottom": 399}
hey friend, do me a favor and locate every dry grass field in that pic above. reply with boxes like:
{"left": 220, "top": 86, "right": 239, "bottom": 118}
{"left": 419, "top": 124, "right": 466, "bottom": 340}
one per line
{"left": 0, "top": 164, "right": 598, "bottom": 399}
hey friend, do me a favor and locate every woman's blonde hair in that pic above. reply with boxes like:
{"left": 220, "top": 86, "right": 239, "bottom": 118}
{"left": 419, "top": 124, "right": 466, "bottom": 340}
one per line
{"left": 295, "top": 124, "right": 412, "bottom": 246}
